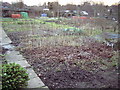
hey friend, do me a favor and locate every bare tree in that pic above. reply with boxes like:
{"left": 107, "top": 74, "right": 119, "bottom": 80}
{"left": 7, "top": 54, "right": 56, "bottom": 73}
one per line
{"left": 11, "top": 1, "right": 24, "bottom": 9}
{"left": 92, "top": 2, "right": 107, "bottom": 17}
{"left": 66, "top": 4, "right": 76, "bottom": 10}
{"left": 48, "top": 1, "right": 60, "bottom": 17}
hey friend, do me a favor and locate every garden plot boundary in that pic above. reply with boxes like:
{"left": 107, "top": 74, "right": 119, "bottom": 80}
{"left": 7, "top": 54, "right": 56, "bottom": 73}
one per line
{"left": 1, "top": 29, "right": 49, "bottom": 89}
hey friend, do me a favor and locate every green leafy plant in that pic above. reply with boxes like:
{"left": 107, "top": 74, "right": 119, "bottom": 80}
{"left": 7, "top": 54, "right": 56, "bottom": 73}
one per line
{"left": 2, "top": 63, "right": 29, "bottom": 90}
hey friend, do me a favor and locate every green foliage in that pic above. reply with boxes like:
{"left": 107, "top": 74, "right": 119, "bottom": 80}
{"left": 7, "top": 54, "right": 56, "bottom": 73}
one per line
{"left": 1, "top": 63, "right": 29, "bottom": 90}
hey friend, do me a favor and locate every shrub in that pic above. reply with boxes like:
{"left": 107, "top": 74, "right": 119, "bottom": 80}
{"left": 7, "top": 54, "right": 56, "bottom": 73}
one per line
{"left": 17, "top": 22, "right": 24, "bottom": 25}
{"left": 1, "top": 63, "right": 29, "bottom": 89}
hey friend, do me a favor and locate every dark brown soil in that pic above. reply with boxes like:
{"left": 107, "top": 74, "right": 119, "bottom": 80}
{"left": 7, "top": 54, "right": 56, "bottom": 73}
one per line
{"left": 20, "top": 42, "right": 118, "bottom": 89}
{"left": 6, "top": 31, "right": 118, "bottom": 89}
{"left": 3, "top": 17, "right": 119, "bottom": 89}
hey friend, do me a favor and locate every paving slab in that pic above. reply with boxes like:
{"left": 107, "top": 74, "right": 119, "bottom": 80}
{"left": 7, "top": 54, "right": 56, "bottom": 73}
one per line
{"left": 40, "top": 86, "right": 49, "bottom": 89}
{"left": 8, "top": 60, "right": 31, "bottom": 68}
{"left": 2, "top": 29, "right": 49, "bottom": 89}
{"left": 0, "top": 29, "right": 12, "bottom": 45}
{"left": 26, "top": 68, "right": 38, "bottom": 79}
{"left": 6, "top": 50, "right": 20, "bottom": 55}
{"left": 5, "top": 51, "right": 26, "bottom": 62}
{"left": 27, "top": 77, "right": 45, "bottom": 88}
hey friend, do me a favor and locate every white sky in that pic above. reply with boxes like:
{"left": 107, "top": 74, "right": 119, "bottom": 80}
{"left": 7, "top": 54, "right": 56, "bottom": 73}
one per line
{"left": 2, "top": 0, "right": 120, "bottom": 6}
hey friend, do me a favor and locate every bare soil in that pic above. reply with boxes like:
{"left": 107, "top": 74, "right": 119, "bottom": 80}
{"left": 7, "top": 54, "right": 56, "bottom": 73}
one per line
{"left": 20, "top": 42, "right": 118, "bottom": 88}
{"left": 3, "top": 18, "right": 119, "bottom": 89}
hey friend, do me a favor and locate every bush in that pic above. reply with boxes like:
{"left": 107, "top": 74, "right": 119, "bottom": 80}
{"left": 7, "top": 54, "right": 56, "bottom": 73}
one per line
{"left": 1, "top": 63, "right": 29, "bottom": 89}
{"left": 17, "top": 21, "right": 24, "bottom": 25}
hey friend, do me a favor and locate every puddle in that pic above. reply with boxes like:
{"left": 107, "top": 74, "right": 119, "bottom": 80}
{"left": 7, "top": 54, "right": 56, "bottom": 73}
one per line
{"left": 2, "top": 44, "right": 15, "bottom": 50}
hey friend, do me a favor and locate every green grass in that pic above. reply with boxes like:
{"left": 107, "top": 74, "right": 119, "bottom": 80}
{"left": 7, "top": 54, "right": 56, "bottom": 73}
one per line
{"left": 2, "top": 17, "right": 118, "bottom": 40}
{"left": 3, "top": 18, "right": 75, "bottom": 29}
{"left": 2, "top": 18, "right": 82, "bottom": 34}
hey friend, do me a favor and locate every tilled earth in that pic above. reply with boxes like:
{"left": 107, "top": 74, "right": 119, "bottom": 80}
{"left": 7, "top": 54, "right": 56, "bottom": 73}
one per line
{"left": 20, "top": 42, "right": 118, "bottom": 88}
{"left": 3, "top": 18, "right": 119, "bottom": 89}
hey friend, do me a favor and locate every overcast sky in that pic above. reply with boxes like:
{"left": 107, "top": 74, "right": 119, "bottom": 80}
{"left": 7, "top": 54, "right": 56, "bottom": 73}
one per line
{"left": 2, "top": 0, "right": 120, "bottom": 6}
